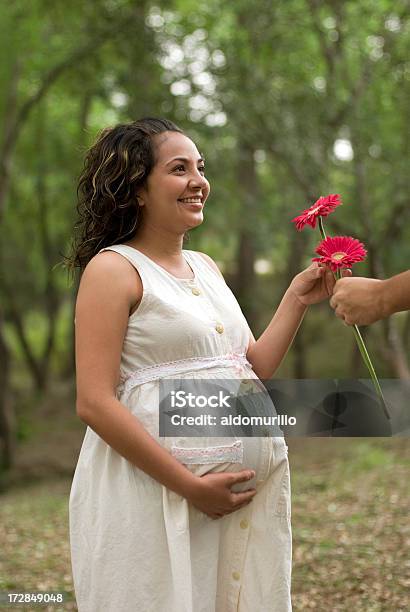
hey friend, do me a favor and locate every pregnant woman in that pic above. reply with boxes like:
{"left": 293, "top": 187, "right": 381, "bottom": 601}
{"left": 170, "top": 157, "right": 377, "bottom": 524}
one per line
{"left": 68, "top": 117, "right": 335, "bottom": 612}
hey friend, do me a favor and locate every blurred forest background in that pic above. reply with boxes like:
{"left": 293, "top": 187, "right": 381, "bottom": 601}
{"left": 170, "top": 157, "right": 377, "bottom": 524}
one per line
{"left": 0, "top": 0, "right": 409, "bottom": 609}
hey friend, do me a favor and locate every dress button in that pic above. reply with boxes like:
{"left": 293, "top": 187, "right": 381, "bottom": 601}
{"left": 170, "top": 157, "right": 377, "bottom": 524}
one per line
{"left": 240, "top": 519, "right": 249, "bottom": 529}
{"left": 215, "top": 323, "right": 224, "bottom": 334}
{"left": 191, "top": 287, "right": 201, "bottom": 295}
{"left": 232, "top": 571, "right": 240, "bottom": 581}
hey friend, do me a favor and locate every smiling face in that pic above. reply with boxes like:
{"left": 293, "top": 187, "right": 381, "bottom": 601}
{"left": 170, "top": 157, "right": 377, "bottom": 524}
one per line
{"left": 137, "top": 131, "right": 210, "bottom": 234}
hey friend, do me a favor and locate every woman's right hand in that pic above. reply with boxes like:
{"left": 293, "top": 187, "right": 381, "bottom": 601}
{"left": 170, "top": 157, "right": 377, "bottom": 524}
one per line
{"left": 185, "top": 470, "right": 257, "bottom": 519}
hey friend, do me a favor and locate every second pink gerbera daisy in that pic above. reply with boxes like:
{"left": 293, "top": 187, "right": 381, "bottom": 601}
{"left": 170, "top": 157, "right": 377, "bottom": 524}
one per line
{"left": 292, "top": 194, "right": 342, "bottom": 231}
{"left": 313, "top": 236, "right": 367, "bottom": 272}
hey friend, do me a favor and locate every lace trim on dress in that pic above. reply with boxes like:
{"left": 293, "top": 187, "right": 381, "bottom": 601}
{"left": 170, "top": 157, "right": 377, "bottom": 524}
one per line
{"left": 171, "top": 440, "right": 243, "bottom": 464}
{"left": 118, "top": 352, "right": 252, "bottom": 397}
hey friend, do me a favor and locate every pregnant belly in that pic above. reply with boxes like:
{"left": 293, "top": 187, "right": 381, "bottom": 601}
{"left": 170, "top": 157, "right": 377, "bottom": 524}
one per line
{"left": 168, "top": 436, "right": 284, "bottom": 493}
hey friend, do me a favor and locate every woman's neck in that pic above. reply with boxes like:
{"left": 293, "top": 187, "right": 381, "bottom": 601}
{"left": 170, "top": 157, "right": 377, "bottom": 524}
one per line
{"left": 125, "top": 228, "right": 186, "bottom": 266}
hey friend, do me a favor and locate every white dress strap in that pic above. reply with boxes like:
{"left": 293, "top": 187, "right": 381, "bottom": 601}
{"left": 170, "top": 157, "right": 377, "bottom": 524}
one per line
{"left": 98, "top": 244, "right": 156, "bottom": 293}
{"left": 184, "top": 250, "right": 224, "bottom": 282}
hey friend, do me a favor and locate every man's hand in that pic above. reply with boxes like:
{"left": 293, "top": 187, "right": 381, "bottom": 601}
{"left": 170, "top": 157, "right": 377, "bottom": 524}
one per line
{"left": 330, "top": 277, "right": 386, "bottom": 325}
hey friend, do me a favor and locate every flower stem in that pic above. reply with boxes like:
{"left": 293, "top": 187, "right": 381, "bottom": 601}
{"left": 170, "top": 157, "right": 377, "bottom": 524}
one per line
{"left": 318, "top": 217, "right": 327, "bottom": 241}
{"left": 317, "top": 217, "right": 389, "bottom": 417}
{"left": 334, "top": 267, "right": 389, "bottom": 417}
{"left": 351, "top": 325, "right": 390, "bottom": 419}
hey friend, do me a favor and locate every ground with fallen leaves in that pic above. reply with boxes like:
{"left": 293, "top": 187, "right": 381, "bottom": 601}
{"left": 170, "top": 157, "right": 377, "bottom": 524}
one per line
{"left": 289, "top": 438, "right": 409, "bottom": 611}
{"left": 0, "top": 438, "right": 408, "bottom": 611}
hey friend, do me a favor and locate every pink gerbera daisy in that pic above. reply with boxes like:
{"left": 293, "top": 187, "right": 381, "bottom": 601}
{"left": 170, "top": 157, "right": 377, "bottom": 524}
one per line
{"left": 312, "top": 236, "right": 367, "bottom": 272}
{"left": 292, "top": 194, "right": 342, "bottom": 231}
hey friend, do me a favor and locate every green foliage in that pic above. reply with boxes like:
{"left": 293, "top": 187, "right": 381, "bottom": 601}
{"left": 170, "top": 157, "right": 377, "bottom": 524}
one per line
{"left": 0, "top": 0, "right": 409, "bottom": 389}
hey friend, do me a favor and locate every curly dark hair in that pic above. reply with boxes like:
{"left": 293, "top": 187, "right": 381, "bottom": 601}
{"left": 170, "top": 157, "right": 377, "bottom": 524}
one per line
{"left": 65, "top": 117, "right": 183, "bottom": 274}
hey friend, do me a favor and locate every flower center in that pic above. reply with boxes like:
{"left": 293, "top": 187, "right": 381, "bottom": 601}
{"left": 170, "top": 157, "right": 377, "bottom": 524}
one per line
{"left": 308, "top": 206, "right": 320, "bottom": 216}
{"left": 331, "top": 252, "right": 347, "bottom": 260}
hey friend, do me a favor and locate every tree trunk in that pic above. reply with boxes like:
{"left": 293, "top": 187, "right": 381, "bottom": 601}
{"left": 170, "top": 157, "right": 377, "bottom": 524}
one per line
{"left": 353, "top": 139, "right": 409, "bottom": 378}
{"left": 5, "top": 304, "right": 48, "bottom": 391}
{"left": 36, "top": 107, "right": 59, "bottom": 389}
{"left": 63, "top": 272, "right": 80, "bottom": 380}
{"left": 350, "top": 326, "right": 368, "bottom": 377}
{"left": 293, "top": 332, "right": 306, "bottom": 379}
{"left": 403, "top": 312, "right": 410, "bottom": 352}
{"left": 382, "top": 318, "right": 410, "bottom": 379}
{"left": 0, "top": 310, "right": 14, "bottom": 473}
{"left": 285, "top": 229, "right": 310, "bottom": 378}
{"left": 0, "top": 61, "right": 20, "bottom": 474}
{"left": 62, "top": 91, "right": 93, "bottom": 380}
{"left": 233, "top": 143, "right": 259, "bottom": 329}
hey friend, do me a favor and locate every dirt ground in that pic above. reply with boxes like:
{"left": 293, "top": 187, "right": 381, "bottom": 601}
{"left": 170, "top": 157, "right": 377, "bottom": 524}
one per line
{"left": 0, "top": 388, "right": 409, "bottom": 611}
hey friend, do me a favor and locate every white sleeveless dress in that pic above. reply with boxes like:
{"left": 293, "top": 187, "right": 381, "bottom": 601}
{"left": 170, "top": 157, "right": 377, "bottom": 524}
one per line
{"left": 69, "top": 244, "right": 292, "bottom": 612}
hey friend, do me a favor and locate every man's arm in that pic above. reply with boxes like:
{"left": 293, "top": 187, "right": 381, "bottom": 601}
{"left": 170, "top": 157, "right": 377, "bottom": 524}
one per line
{"left": 330, "top": 270, "right": 410, "bottom": 325}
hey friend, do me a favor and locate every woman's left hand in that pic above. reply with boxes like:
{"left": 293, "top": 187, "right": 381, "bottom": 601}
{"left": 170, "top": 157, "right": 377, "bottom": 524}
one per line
{"left": 289, "top": 263, "right": 352, "bottom": 306}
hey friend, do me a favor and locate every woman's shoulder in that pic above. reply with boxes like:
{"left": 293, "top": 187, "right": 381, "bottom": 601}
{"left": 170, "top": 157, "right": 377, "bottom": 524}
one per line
{"left": 84, "top": 248, "right": 139, "bottom": 278}
{"left": 80, "top": 249, "right": 143, "bottom": 308}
